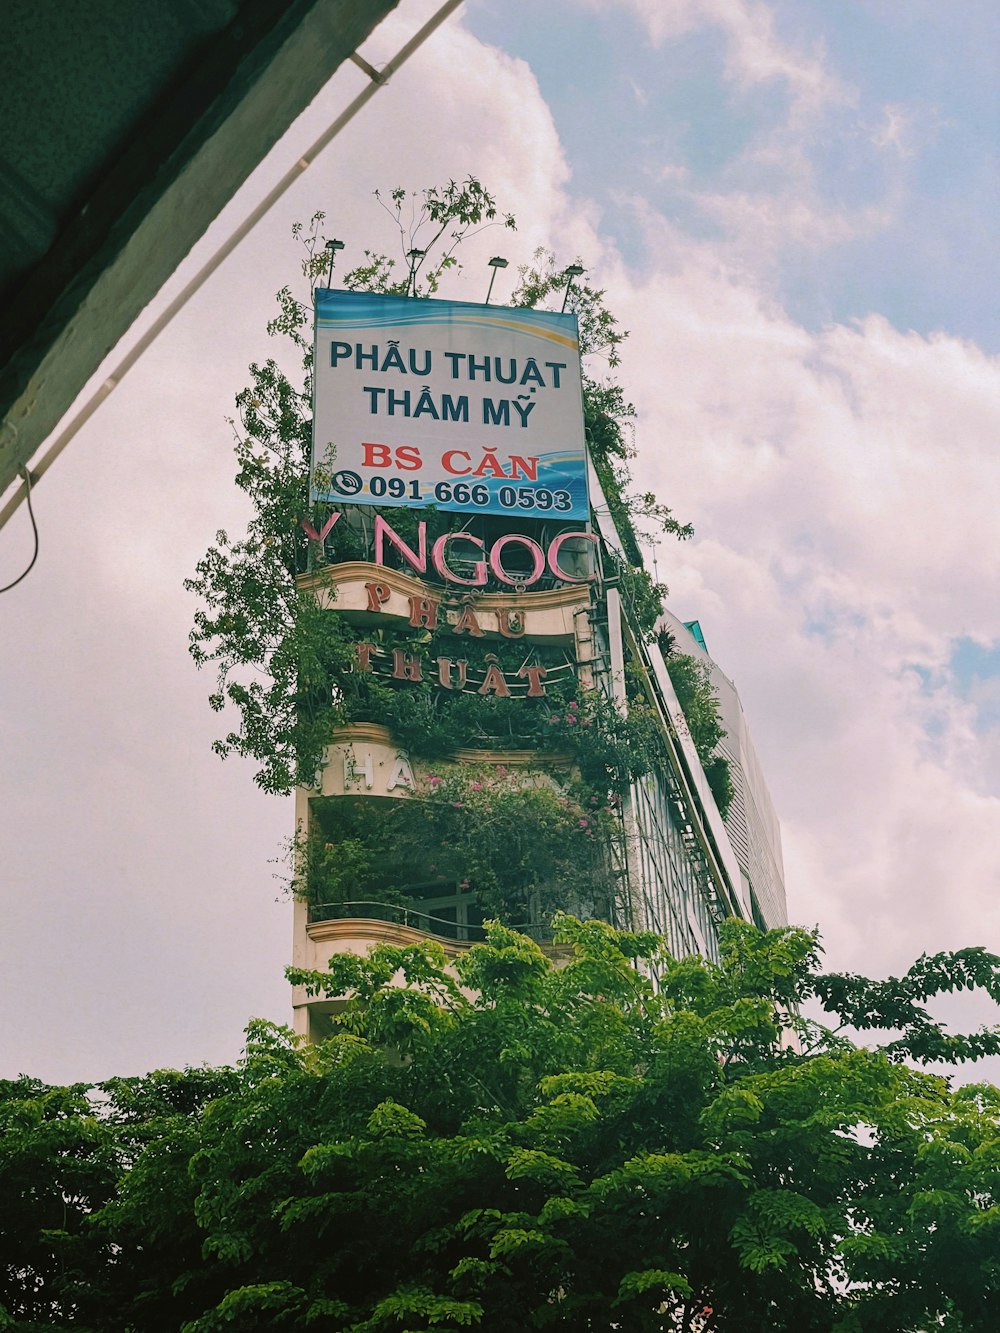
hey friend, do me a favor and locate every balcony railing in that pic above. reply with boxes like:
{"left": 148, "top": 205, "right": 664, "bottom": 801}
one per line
{"left": 308, "top": 899, "right": 550, "bottom": 944}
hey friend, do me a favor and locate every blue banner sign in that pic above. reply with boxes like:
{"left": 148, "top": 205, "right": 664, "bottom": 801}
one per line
{"left": 311, "top": 290, "right": 589, "bottom": 520}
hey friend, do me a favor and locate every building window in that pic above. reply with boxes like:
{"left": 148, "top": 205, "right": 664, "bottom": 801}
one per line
{"left": 406, "top": 888, "right": 486, "bottom": 941}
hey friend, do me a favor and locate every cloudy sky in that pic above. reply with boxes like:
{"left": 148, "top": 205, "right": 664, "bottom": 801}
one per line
{"left": 2, "top": 0, "right": 999, "bottom": 1083}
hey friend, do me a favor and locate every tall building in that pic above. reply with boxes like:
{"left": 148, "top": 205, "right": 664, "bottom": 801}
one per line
{"left": 289, "top": 289, "right": 787, "bottom": 1040}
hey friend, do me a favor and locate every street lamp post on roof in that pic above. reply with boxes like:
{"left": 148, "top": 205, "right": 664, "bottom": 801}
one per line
{"left": 485, "top": 255, "right": 509, "bottom": 305}
{"left": 324, "top": 238, "right": 345, "bottom": 288}
{"left": 561, "top": 263, "right": 585, "bottom": 313}
{"left": 406, "top": 248, "right": 425, "bottom": 297}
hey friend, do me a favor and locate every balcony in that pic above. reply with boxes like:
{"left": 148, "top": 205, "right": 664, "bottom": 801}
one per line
{"left": 306, "top": 897, "right": 550, "bottom": 947}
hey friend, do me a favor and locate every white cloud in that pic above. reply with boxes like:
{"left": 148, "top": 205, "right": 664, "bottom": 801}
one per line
{"left": 598, "top": 215, "right": 1000, "bottom": 975}
{"left": 588, "top": 1, "right": 914, "bottom": 267}
{"left": 691, "top": 186, "right": 893, "bottom": 256}
{"left": 602, "top": 0, "right": 846, "bottom": 113}
{"left": 872, "top": 102, "right": 916, "bottom": 157}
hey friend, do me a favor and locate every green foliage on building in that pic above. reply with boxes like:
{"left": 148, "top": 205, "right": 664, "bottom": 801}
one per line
{"left": 185, "top": 183, "right": 691, "bottom": 795}
{"left": 664, "top": 652, "right": 734, "bottom": 818}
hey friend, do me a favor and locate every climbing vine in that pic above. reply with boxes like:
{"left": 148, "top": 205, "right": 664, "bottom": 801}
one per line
{"left": 337, "top": 624, "right": 579, "bottom": 758}
{"left": 663, "top": 650, "right": 734, "bottom": 818}
{"left": 297, "top": 764, "right": 623, "bottom": 926}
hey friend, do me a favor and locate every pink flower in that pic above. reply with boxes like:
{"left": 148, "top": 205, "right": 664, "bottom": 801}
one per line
{"left": 428, "top": 775, "right": 442, "bottom": 787}
{"left": 579, "top": 818, "right": 589, "bottom": 828}
{"left": 564, "top": 715, "right": 577, "bottom": 725}
{"left": 495, "top": 765, "right": 508, "bottom": 776}
{"left": 471, "top": 781, "right": 482, "bottom": 790}
{"left": 568, "top": 701, "right": 578, "bottom": 711}
{"left": 459, "top": 879, "right": 470, "bottom": 890}
{"left": 452, "top": 801, "right": 463, "bottom": 808}
{"left": 547, "top": 716, "right": 559, "bottom": 725}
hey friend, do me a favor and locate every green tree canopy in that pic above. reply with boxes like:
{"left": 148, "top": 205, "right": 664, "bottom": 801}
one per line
{"left": 4, "top": 920, "right": 999, "bottom": 1331}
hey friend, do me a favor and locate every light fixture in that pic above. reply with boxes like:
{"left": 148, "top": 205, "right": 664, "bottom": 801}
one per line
{"left": 406, "top": 248, "right": 425, "bottom": 296}
{"left": 484, "top": 255, "right": 509, "bottom": 304}
{"left": 324, "top": 238, "right": 345, "bottom": 287}
{"left": 561, "top": 262, "right": 585, "bottom": 312}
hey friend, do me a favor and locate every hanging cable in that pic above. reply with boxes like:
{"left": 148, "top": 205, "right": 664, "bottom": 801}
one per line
{"left": 0, "top": 467, "right": 39, "bottom": 594}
